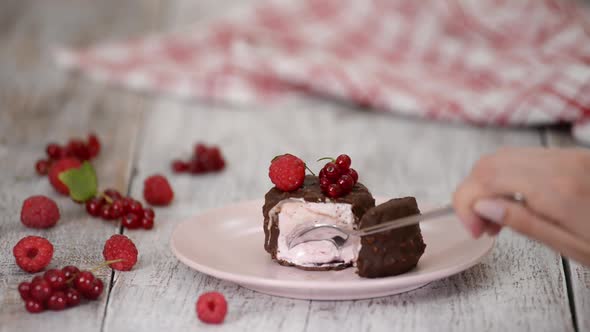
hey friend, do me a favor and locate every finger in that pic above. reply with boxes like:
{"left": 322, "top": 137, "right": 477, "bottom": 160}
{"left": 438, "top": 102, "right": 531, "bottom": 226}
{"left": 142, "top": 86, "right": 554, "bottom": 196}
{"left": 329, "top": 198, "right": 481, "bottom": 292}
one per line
{"left": 474, "top": 198, "right": 590, "bottom": 266}
{"left": 454, "top": 177, "right": 504, "bottom": 238}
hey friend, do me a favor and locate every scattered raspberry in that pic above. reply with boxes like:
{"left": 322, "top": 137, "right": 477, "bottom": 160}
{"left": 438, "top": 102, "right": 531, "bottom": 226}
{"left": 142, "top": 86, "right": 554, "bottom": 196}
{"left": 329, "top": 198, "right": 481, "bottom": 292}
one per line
{"left": 20, "top": 195, "right": 60, "bottom": 229}
{"left": 13, "top": 236, "right": 54, "bottom": 273}
{"left": 196, "top": 292, "right": 227, "bottom": 324}
{"left": 268, "top": 154, "right": 306, "bottom": 192}
{"left": 48, "top": 158, "right": 82, "bottom": 195}
{"left": 102, "top": 235, "right": 139, "bottom": 271}
{"left": 143, "top": 174, "right": 174, "bottom": 206}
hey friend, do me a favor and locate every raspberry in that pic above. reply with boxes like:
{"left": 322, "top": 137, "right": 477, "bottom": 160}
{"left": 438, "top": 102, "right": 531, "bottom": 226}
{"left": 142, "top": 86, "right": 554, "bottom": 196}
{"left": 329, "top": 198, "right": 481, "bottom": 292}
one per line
{"left": 13, "top": 236, "right": 54, "bottom": 273}
{"left": 268, "top": 154, "right": 306, "bottom": 192}
{"left": 48, "top": 158, "right": 82, "bottom": 195}
{"left": 20, "top": 195, "right": 60, "bottom": 229}
{"left": 102, "top": 235, "right": 139, "bottom": 271}
{"left": 143, "top": 174, "right": 174, "bottom": 206}
{"left": 196, "top": 292, "right": 227, "bottom": 324}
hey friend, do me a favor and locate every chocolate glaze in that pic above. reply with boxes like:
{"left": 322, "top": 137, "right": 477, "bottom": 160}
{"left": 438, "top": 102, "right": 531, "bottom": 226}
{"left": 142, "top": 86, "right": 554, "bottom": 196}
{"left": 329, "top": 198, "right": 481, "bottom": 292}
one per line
{"left": 356, "top": 197, "right": 426, "bottom": 278}
{"left": 262, "top": 175, "right": 375, "bottom": 270}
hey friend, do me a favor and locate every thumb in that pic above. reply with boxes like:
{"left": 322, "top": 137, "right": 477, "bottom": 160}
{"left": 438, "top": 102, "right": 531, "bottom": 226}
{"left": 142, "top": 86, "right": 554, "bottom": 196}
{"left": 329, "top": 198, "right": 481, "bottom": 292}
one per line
{"left": 473, "top": 198, "right": 590, "bottom": 266}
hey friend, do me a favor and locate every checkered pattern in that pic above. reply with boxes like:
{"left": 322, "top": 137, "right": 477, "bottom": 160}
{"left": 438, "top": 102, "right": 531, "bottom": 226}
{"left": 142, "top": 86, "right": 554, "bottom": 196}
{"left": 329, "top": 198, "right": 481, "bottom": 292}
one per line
{"left": 55, "top": 0, "right": 590, "bottom": 142}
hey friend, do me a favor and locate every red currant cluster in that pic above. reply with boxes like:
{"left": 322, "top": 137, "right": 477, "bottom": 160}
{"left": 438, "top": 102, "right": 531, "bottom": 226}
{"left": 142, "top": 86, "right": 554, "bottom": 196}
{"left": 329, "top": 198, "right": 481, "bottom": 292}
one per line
{"left": 18, "top": 266, "right": 103, "bottom": 313}
{"left": 172, "top": 143, "right": 226, "bottom": 174}
{"left": 319, "top": 154, "right": 359, "bottom": 198}
{"left": 35, "top": 134, "right": 101, "bottom": 175}
{"left": 85, "top": 189, "right": 155, "bottom": 230}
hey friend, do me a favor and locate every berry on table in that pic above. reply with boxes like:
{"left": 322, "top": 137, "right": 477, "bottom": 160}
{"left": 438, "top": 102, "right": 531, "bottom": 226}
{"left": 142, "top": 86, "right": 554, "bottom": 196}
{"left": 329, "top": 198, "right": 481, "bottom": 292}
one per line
{"left": 46, "top": 143, "right": 62, "bottom": 160}
{"left": 196, "top": 292, "right": 228, "bottom": 324}
{"left": 30, "top": 278, "right": 52, "bottom": 302}
{"left": 87, "top": 133, "right": 101, "bottom": 158}
{"left": 62, "top": 265, "right": 80, "bottom": 280}
{"left": 143, "top": 174, "right": 174, "bottom": 206}
{"left": 171, "top": 142, "right": 226, "bottom": 174}
{"left": 73, "top": 271, "right": 95, "bottom": 294}
{"left": 104, "top": 189, "right": 122, "bottom": 201}
{"left": 43, "top": 269, "right": 67, "bottom": 290}
{"left": 65, "top": 288, "right": 81, "bottom": 307}
{"left": 128, "top": 200, "right": 143, "bottom": 215}
{"left": 121, "top": 213, "right": 141, "bottom": 229}
{"left": 268, "top": 154, "right": 306, "bottom": 192}
{"left": 83, "top": 279, "right": 104, "bottom": 300}
{"left": 35, "top": 159, "right": 51, "bottom": 175}
{"left": 20, "top": 195, "right": 60, "bottom": 229}
{"left": 48, "top": 158, "right": 82, "bottom": 195}
{"left": 18, "top": 282, "right": 32, "bottom": 300}
{"left": 25, "top": 299, "right": 45, "bottom": 313}
{"left": 143, "top": 207, "right": 155, "bottom": 219}
{"left": 13, "top": 236, "right": 54, "bottom": 273}
{"left": 86, "top": 197, "right": 103, "bottom": 217}
{"left": 47, "top": 291, "right": 67, "bottom": 311}
{"left": 102, "top": 235, "right": 139, "bottom": 271}
{"left": 141, "top": 217, "right": 154, "bottom": 230}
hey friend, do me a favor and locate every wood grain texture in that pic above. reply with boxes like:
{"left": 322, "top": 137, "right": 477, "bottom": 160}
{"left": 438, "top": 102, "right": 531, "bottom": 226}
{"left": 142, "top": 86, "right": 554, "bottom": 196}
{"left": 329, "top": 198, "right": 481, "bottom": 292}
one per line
{"left": 545, "top": 129, "right": 590, "bottom": 332}
{"left": 0, "top": 1, "right": 155, "bottom": 331}
{"left": 102, "top": 97, "right": 573, "bottom": 331}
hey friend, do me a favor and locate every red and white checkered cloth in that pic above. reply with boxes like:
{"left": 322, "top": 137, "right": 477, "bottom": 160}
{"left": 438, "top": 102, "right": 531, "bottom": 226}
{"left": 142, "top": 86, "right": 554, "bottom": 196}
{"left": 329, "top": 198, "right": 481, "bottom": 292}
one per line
{"left": 56, "top": 0, "right": 590, "bottom": 142}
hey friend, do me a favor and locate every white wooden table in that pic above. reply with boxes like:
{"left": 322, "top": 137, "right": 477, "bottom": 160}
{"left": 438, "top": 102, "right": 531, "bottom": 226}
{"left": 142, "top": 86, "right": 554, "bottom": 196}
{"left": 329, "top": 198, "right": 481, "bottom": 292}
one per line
{"left": 0, "top": 1, "right": 588, "bottom": 331}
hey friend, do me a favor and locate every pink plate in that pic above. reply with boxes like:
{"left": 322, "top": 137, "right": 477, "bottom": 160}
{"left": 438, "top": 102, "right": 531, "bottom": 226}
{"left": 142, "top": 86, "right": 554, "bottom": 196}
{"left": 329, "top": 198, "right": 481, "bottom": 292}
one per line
{"left": 170, "top": 199, "right": 495, "bottom": 300}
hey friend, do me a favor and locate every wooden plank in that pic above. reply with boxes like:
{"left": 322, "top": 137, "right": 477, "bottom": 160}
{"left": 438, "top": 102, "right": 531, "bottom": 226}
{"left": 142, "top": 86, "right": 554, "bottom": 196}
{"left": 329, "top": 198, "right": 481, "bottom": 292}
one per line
{"left": 103, "top": 97, "right": 573, "bottom": 331}
{"left": 0, "top": 1, "right": 157, "bottom": 331}
{"left": 545, "top": 129, "right": 590, "bottom": 332}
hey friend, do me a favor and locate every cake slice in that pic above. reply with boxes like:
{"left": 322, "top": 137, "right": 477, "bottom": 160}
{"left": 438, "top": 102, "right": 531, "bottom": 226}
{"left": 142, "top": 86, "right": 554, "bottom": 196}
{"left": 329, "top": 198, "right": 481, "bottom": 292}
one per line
{"left": 263, "top": 175, "right": 375, "bottom": 270}
{"left": 356, "top": 197, "right": 426, "bottom": 278}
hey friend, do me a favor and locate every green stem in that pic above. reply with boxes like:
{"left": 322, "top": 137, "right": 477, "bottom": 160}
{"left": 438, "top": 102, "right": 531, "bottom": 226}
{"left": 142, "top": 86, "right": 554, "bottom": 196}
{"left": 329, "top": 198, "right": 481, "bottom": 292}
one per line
{"left": 316, "top": 157, "right": 335, "bottom": 163}
{"left": 305, "top": 164, "right": 316, "bottom": 176}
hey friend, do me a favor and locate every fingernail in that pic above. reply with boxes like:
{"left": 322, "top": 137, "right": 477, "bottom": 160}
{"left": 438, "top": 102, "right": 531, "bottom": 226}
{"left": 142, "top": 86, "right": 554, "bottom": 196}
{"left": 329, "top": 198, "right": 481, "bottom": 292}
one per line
{"left": 474, "top": 199, "right": 506, "bottom": 225}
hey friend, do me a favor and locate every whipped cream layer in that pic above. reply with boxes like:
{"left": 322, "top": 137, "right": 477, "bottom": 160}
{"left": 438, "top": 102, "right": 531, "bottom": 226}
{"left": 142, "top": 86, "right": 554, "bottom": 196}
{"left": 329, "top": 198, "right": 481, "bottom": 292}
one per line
{"left": 269, "top": 199, "right": 359, "bottom": 268}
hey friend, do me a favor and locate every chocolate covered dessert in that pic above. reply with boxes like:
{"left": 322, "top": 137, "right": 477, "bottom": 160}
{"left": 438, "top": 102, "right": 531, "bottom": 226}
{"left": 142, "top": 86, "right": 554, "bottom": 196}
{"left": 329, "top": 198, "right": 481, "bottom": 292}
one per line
{"left": 263, "top": 175, "right": 375, "bottom": 270}
{"left": 356, "top": 197, "right": 426, "bottom": 278}
{"left": 264, "top": 153, "right": 426, "bottom": 277}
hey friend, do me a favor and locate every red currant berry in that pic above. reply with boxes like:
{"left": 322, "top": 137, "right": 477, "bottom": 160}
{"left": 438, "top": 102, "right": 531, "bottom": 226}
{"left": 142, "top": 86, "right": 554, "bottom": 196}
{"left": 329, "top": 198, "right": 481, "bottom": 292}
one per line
{"left": 46, "top": 143, "right": 62, "bottom": 160}
{"left": 327, "top": 183, "right": 343, "bottom": 198}
{"left": 43, "top": 269, "right": 67, "bottom": 290}
{"left": 141, "top": 217, "right": 154, "bottom": 230}
{"left": 18, "top": 282, "right": 32, "bottom": 300}
{"left": 143, "top": 207, "right": 155, "bottom": 220}
{"left": 319, "top": 177, "right": 331, "bottom": 191}
{"left": 194, "top": 143, "right": 208, "bottom": 157}
{"left": 101, "top": 205, "right": 114, "bottom": 220}
{"left": 104, "top": 189, "right": 122, "bottom": 201}
{"left": 35, "top": 159, "right": 50, "bottom": 175}
{"left": 47, "top": 291, "right": 67, "bottom": 311}
{"left": 30, "top": 279, "right": 52, "bottom": 302}
{"left": 84, "top": 279, "right": 104, "bottom": 300}
{"left": 25, "top": 299, "right": 45, "bottom": 313}
{"left": 324, "top": 162, "right": 341, "bottom": 181}
{"left": 189, "top": 159, "right": 206, "bottom": 174}
{"left": 208, "top": 147, "right": 226, "bottom": 171}
{"left": 111, "top": 201, "right": 124, "bottom": 219}
{"left": 172, "top": 159, "right": 189, "bottom": 173}
{"left": 319, "top": 168, "right": 326, "bottom": 179}
{"left": 129, "top": 200, "right": 143, "bottom": 216}
{"left": 62, "top": 265, "right": 80, "bottom": 280}
{"left": 65, "top": 288, "right": 81, "bottom": 307}
{"left": 87, "top": 133, "right": 101, "bottom": 158}
{"left": 67, "top": 139, "right": 90, "bottom": 160}
{"left": 86, "top": 197, "right": 103, "bottom": 217}
{"left": 335, "top": 154, "right": 351, "bottom": 170}
{"left": 347, "top": 168, "right": 358, "bottom": 183}
{"left": 74, "top": 271, "right": 95, "bottom": 294}
{"left": 121, "top": 213, "right": 141, "bottom": 229}
{"left": 121, "top": 197, "right": 134, "bottom": 213}
{"left": 337, "top": 175, "right": 354, "bottom": 192}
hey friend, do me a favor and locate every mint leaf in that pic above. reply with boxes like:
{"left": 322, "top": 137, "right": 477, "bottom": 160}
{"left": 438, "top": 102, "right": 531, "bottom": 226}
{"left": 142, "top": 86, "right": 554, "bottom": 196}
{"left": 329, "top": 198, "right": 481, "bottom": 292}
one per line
{"left": 58, "top": 161, "right": 98, "bottom": 202}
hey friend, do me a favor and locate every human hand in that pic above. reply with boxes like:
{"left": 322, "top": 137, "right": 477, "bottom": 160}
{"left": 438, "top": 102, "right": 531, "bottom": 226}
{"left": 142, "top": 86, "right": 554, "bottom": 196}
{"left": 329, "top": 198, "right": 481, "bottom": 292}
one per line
{"left": 453, "top": 147, "right": 590, "bottom": 266}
